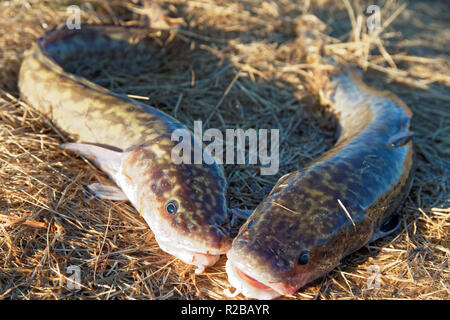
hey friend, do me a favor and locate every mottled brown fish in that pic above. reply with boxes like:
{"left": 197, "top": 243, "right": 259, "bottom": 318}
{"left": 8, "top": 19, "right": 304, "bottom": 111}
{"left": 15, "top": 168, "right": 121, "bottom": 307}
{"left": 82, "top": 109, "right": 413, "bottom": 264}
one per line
{"left": 18, "top": 24, "right": 232, "bottom": 273}
{"left": 226, "top": 70, "right": 414, "bottom": 299}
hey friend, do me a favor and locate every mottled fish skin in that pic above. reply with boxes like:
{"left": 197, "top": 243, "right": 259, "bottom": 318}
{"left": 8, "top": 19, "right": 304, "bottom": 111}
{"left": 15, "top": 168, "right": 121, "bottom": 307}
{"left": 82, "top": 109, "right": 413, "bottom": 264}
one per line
{"left": 226, "top": 70, "right": 414, "bottom": 299}
{"left": 18, "top": 25, "right": 232, "bottom": 272}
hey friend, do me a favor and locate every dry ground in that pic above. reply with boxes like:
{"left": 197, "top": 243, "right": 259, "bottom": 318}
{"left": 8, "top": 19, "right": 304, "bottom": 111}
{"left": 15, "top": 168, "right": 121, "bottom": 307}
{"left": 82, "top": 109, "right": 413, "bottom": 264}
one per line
{"left": 0, "top": 0, "right": 448, "bottom": 299}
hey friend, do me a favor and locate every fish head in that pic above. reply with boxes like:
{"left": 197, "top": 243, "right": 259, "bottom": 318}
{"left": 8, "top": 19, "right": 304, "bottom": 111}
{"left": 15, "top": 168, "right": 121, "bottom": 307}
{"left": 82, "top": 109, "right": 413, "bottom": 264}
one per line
{"left": 225, "top": 197, "right": 346, "bottom": 299}
{"left": 123, "top": 138, "right": 232, "bottom": 272}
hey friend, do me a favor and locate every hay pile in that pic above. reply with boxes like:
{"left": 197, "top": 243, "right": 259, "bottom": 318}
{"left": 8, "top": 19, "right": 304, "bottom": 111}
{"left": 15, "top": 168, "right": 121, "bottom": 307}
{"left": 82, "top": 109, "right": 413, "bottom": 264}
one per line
{"left": 0, "top": 0, "right": 448, "bottom": 299}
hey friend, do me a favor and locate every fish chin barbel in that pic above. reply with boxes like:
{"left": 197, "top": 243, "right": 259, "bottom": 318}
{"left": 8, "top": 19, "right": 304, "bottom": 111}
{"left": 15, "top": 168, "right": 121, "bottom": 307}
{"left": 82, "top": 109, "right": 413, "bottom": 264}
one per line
{"left": 225, "top": 70, "right": 414, "bottom": 299}
{"left": 18, "top": 25, "right": 232, "bottom": 273}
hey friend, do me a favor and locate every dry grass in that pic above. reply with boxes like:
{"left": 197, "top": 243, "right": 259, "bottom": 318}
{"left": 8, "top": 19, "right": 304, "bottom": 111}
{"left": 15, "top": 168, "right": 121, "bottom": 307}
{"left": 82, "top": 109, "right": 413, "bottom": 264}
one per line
{"left": 0, "top": 0, "right": 448, "bottom": 300}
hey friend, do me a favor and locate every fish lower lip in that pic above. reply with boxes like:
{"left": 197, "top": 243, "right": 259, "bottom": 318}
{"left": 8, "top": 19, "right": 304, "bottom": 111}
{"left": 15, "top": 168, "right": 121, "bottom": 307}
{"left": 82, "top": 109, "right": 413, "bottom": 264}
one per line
{"left": 235, "top": 266, "right": 273, "bottom": 290}
{"left": 191, "top": 251, "right": 217, "bottom": 259}
{"left": 225, "top": 260, "right": 282, "bottom": 299}
{"left": 185, "top": 246, "right": 228, "bottom": 256}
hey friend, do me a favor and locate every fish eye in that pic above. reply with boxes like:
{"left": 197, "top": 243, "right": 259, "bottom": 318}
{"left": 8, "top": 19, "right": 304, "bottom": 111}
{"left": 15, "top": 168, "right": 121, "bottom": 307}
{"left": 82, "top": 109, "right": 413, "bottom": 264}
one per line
{"left": 166, "top": 200, "right": 179, "bottom": 214}
{"left": 297, "top": 251, "right": 310, "bottom": 265}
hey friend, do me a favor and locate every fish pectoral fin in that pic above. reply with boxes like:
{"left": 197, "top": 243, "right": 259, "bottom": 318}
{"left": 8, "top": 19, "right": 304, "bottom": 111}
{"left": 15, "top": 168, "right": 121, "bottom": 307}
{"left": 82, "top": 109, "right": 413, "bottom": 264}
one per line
{"left": 388, "top": 132, "right": 414, "bottom": 148}
{"left": 372, "top": 214, "right": 401, "bottom": 242}
{"left": 88, "top": 183, "right": 128, "bottom": 201}
{"left": 60, "top": 142, "right": 126, "bottom": 176}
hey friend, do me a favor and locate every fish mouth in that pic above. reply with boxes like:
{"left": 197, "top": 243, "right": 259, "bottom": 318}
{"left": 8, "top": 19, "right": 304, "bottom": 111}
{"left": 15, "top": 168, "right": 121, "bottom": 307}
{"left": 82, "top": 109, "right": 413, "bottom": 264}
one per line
{"left": 225, "top": 258, "right": 298, "bottom": 300}
{"left": 141, "top": 210, "right": 232, "bottom": 272}
{"left": 155, "top": 234, "right": 231, "bottom": 274}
